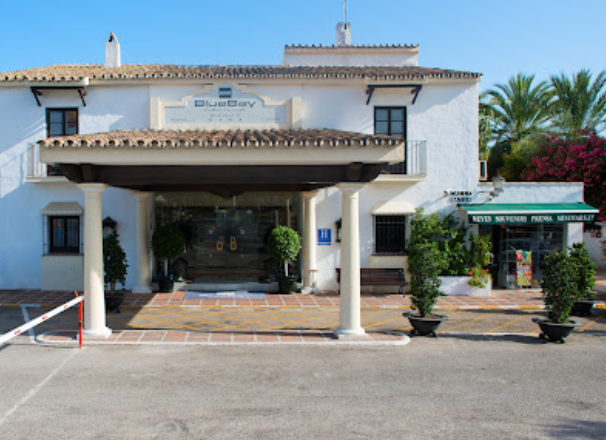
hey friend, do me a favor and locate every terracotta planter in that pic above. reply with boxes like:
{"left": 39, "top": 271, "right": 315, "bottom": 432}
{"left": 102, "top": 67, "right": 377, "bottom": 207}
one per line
{"left": 405, "top": 313, "right": 448, "bottom": 338}
{"left": 532, "top": 318, "right": 579, "bottom": 344}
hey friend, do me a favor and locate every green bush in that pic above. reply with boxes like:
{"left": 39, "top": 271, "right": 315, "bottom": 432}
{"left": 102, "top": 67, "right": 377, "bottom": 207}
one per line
{"left": 103, "top": 231, "right": 129, "bottom": 293}
{"left": 267, "top": 226, "right": 301, "bottom": 277}
{"left": 542, "top": 249, "right": 578, "bottom": 323}
{"left": 151, "top": 224, "right": 186, "bottom": 276}
{"left": 408, "top": 242, "right": 444, "bottom": 317}
{"left": 570, "top": 242, "right": 597, "bottom": 299}
{"left": 407, "top": 209, "right": 470, "bottom": 276}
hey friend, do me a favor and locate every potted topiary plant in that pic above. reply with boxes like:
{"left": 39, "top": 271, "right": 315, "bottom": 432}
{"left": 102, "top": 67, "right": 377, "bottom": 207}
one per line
{"left": 267, "top": 226, "right": 301, "bottom": 294}
{"left": 103, "top": 230, "right": 129, "bottom": 313}
{"left": 151, "top": 224, "right": 186, "bottom": 293}
{"left": 570, "top": 242, "right": 597, "bottom": 316}
{"left": 533, "top": 247, "right": 580, "bottom": 343}
{"left": 404, "top": 242, "right": 447, "bottom": 337}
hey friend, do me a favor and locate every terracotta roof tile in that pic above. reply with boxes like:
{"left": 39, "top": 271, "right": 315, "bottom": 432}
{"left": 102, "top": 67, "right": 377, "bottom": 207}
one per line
{"left": 38, "top": 129, "right": 403, "bottom": 149}
{"left": 1, "top": 64, "right": 480, "bottom": 83}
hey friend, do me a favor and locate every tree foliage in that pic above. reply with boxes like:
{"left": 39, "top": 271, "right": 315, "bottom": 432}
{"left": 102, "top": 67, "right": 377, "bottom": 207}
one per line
{"left": 521, "top": 134, "right": 606, "bottom": 221}
{"left": 542, "top": 244, "right": 597, "bottom": 323}
{"left": 151, "top": 224, "right": 186, "bottom": 276}
{"left": 407, "top": 242, "right": 444, "bottom": 317}
{"left": 484, "top": 73, "right": 553, "bottom": 145}
{"left": 103, "top": 231, "right": 129, "bottom": 293}
{"left": 267, "top": 226, "right": 301, "bottom": 277}
{"left": 550, "top": 69, "right": 606, "bottom": 135}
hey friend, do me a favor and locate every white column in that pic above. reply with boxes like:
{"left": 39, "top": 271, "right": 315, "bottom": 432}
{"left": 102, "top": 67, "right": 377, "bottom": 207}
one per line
{"left": 335, "top": 183, "right": 365, "bottom": 338}
{"left": 302, "top": 191, "right": 319, "bottom": 292}
{"left": 78, "top": 183, "right": 111, "bottom": 339}
{"left": 132, "top": 191, "right": 152, "bottom": 293}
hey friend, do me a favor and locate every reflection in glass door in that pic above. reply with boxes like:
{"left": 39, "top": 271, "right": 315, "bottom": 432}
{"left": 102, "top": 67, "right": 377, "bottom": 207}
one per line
{"left": 154, "top": 192, "right": 300, "bottom": 283}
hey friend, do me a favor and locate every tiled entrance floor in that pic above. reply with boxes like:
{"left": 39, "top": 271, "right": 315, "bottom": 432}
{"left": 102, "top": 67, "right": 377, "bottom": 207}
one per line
{"left": 2, "top": 286, "right": 605, "bottom": 346}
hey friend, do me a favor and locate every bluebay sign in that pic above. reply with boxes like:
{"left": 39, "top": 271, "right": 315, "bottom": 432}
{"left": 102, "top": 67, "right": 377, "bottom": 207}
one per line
{"left": 163, "top": 85, "right": 287, "bottom": 127}
{"left": 469, "top": 213, "right": 596, "bottom": 225}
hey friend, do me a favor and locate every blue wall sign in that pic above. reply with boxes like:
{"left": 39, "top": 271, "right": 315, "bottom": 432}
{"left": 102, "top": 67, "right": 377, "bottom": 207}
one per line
{"left": 318, "top": 228, "right": 332, "bottom": 246}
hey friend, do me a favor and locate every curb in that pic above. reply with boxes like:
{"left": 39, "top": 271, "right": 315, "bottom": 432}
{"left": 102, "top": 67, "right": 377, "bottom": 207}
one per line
{"left": 36, "top": 330, "right": 411, "bottom": 347}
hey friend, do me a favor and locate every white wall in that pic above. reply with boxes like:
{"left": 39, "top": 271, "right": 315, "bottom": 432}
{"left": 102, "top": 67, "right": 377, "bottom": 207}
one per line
{"left": 0, "top": 77, "right": 480, "bottom": 290}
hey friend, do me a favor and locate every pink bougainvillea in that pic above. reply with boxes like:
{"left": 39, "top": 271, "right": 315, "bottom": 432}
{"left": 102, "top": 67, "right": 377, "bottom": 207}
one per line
{"left": 521, "top": 134, "right": 606, "bottom": 222}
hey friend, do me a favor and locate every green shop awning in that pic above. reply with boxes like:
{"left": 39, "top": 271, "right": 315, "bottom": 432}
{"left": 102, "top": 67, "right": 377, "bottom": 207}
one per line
{"left": 463, "top": 203, "right": 599, "bottom": 225}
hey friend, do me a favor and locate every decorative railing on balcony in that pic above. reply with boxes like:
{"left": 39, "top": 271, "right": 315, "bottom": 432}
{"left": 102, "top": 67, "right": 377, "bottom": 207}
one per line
{"left": 383, "top": 140, "right": 427, "bottom": 176}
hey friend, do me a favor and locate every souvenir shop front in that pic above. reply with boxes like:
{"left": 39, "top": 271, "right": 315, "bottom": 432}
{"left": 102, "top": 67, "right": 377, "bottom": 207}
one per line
{"left": 464, "top": 203, "right": 599, "bottom": 289}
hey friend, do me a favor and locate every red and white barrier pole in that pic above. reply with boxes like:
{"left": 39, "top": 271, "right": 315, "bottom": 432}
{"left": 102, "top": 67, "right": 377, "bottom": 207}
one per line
{"left": 78, "top": 292, "right": 83, "bottom": 349}
{"left": 0, "top": 293, "right": 84, "bottom": 346}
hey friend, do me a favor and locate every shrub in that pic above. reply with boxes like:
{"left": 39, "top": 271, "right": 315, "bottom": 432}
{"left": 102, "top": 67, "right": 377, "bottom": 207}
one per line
{"left": 267, "top": 226, "right": 301, "bottom": 277}
{"left": 467, "top": 234, "right": 493, "bottom": 288}
{"left": 406, "top": 209, "right": 469, "bottom": 276}
{"left": 542, "top": 249, "right": 578, "bottom": 323}
{"left": 151, "top": 224, "right": 186, "bottom": 276}
{"left": 570, "top": 242, "right": 597, "bottom": 299}
{"left": 408, "top": 242, "right": 444, "bottom": 317}
{"left": 103, "top": 231, "right": 129, "bottom": 293}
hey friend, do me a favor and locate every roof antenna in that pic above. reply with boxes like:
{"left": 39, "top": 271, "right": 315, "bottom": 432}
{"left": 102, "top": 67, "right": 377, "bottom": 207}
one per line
{"left": 343, "top": 0, "right": 348, "bottom": 29}
{"left": 336, "top": 0, "right": 351, "bottom": 46}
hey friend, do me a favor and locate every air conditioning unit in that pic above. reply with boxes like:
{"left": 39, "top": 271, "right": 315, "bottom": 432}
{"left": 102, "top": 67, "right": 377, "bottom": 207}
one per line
{"left": 479, "top": 160, "right": 488, "bottom": 181}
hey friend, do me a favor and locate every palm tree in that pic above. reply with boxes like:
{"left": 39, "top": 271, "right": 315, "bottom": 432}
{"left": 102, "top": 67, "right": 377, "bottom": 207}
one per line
{"left": 485, "top": 73, "right": 554, "bottom": 144}
{"left": 479, "top": 92, "right": 494, "bottom": 160}
{"left": 550, "top": 69, "right": 606, "bottom": 135}
{"left": 483, "top": 74, "right": 553, "bottom": 178}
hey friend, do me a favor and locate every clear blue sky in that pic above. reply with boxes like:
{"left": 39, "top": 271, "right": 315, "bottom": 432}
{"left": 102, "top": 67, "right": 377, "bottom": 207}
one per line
{"left": 1, "top": 0, "right": 604, "bottom": 90}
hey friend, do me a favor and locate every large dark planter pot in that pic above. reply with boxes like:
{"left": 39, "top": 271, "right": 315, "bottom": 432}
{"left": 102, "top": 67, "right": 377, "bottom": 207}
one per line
{"left": 405, "top": 313, "right": 448, "bottom": 338}
{"left": 157, "top": 274, "right": 175, "bottom": 293}
{"left": 278, "top": 275, "right": 297, "bottom": 294}
{"left": 105, "top": 291, "right": 126, "bottom": 313}
{"left": 571, "top": 300, "right": 595, "bottom": 317}
{"left": 532, "top": 318, "right": 579, "bottom": 343}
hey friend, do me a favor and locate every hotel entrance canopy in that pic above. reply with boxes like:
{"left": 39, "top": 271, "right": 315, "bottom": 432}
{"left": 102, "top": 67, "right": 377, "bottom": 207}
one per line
{"left": 38, "top": 128, "right": 404, "bottom": 191}
{"left": 463, "top": 203, "right": 599, "bottom": 225}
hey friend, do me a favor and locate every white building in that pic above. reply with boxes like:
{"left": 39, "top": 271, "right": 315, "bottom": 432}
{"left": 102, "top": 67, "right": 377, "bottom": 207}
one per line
{"left": 0, "top": 29, "right": 599, "bottom": 338}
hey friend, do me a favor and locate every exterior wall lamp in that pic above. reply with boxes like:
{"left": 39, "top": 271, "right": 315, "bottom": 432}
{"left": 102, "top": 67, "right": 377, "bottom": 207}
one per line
{"left": 490, "top": 173, "right": 505, "bottom": 198}
{"left": 103, "top": 216, "right": 117, "bottom": 237}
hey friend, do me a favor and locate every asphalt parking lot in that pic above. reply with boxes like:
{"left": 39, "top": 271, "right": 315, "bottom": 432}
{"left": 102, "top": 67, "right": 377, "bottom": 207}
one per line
{"left": 1, "top": 336, "right": 605, "bottom": 440}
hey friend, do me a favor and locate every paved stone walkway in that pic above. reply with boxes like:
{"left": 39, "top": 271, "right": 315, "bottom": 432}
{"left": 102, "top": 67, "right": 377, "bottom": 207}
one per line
{"left": 2, "top": 279, "right": 605, "bottom": 346}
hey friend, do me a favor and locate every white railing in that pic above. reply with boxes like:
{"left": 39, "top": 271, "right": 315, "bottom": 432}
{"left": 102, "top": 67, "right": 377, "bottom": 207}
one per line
{"left": 384, "top": 140, "right": 427, "bottom": 176}
{"left": 27, "top": 143, "right": 65, "bottom": 179}
{"left": 27, "top": 143, "right": 47, "bottom": 178}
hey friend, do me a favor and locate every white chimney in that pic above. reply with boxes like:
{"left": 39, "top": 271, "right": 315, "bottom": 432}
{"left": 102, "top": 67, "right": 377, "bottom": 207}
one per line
{"left": 105, "top": 32, "right": 121, "bottom": 68}
{"left": 336, "top": 22, "right": 351, "bottom": 46}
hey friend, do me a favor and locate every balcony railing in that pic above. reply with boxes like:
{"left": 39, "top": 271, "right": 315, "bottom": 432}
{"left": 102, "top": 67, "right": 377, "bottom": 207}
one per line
{"left": 27, "top": 143, "right": 65, "bottom": 179}
{"left": 382, "top": 140, "right": 427, "bottom": 176}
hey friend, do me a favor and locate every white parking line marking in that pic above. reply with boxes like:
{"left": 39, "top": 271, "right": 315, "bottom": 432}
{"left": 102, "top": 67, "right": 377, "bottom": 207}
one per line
{"left": 0, "top": 349, "right": 78, "bottom": 429}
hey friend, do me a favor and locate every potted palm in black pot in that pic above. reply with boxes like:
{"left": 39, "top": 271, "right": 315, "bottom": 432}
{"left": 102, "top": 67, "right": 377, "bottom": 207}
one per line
{"left": 570, "top": 242, "right": 597, "bottom": 317}
{"left": 151, "top": 224, "right": 186, "bottom": 293}
{"left": 103, "top": 230, "right": 129, "bottom": 313}
{"left": 404, "top": 242, "right": 447, "bottom": 337}
{"left": 534, "top": 248, "right": 580, "bottom": 343}
{"left": 267, "top": 226, "right": 301, "bottom": 294}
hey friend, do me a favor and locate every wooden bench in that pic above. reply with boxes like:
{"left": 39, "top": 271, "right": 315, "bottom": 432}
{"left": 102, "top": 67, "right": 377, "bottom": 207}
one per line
{"left": 336, "top": 268, "right": 408, "bottom": 294}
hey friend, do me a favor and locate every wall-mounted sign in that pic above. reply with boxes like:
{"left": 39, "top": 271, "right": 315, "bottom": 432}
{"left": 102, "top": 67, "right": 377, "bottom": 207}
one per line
{"left": 162, "top": 84, "right": 288, "bottom": 128}
{"left": 318, "top": 228, "right": 332, "bottom": 246}
{"left": 446, "top": 190, "right": 474, "bottom": 204}
{"left": 469, "top": 213, "right": 596, "bottom": 225}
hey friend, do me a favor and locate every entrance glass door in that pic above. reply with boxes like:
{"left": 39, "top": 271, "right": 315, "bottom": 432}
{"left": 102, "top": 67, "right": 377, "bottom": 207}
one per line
{"left": 154, "top": 192, "right": 300, "bottom": 283}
